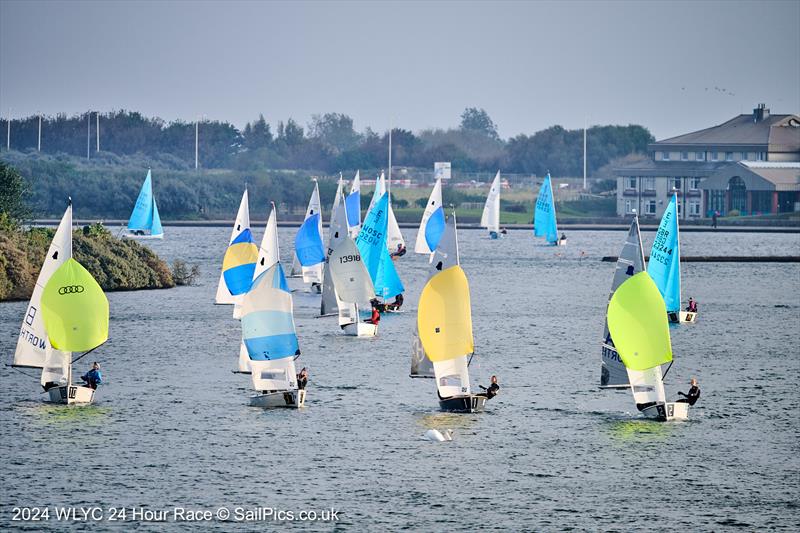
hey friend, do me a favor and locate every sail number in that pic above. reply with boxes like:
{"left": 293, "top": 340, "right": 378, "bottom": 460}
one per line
{"left": 338, "top": 254, "right": 361, "bottom": 264}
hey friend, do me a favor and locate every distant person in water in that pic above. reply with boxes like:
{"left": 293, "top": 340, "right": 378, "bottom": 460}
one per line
{"left": 387, "top": 293, "right": 404, "bottom": 311}
{"left": 686, "top": 297, "right": 698, "bottom": 313}
{"left": 365, "top": 300, "right": 381, "bottom": 325}
{"left": 296, "top": 368, "right": 308, "bottom": 390}
{"left": 712, "top": 211, "right": 718, "bottom": 228}
{"left": 677, "top": 378, "right": 700, "bottom": 405}
{"left": 391, "top": 243, "right": 407, "bottom": 259}
{"left": 80, "top": 362, "right": 102, "bottom": 390}
{"left": 560, "top": 233, "right": 566, "bottom": 242}
{"left": 500, "top": 228, "right": 508, "bottom": 235}
{"left": 479, "top": 375, "right": 500, "bottom": 399}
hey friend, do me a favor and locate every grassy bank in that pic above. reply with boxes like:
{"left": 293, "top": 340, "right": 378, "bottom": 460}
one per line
{"left": 0, "top": 218, "right": 175, "bottom": 302}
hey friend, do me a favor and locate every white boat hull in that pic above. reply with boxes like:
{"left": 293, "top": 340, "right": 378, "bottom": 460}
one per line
{"left": 47, "top": 385, "right": 96, "bottom": 405}
{"left": 668, "top": 311, "right": 698, "bottom": 324}
{"left": 249, "top": 389, "right": 306, "bottom": 408}
{"left": 342, "top": 322, "right": 377, "bottom": 337}
{"left": 557, "top": 238, "right": 567, "bottom": 246}
{"left": 121, "top": 232, "right": 163, "bottom": 240}
{"left": 640, "top": 401, "right": 689, "bottom": 421}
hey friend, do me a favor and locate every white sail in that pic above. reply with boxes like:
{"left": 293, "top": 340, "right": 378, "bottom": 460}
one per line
{"left": 14, "top": 202, "right": 72, "bottom": 368}
{"left": 216, "top": 189, "right": 250, "bottom": 304}
{"left": 255, "top": 204, "right": 280, "bottom": 278}
{"left": 480, "top": 171, "right": 501, "bottom": 233}
{"left": 40, "top": 343, "right": 69, "bottom": 389}
{"left": 386, "top": 200, "right": 404, "bottom": 253}
{"left": 429, "top": 211, "right": 460, "bottom": 273}
{"left": 321, "top": 184, "right": 348, "bottom": 316}
{"left": 414, "top": 178, "right": 443, "bottom": 254}
{"left": 236, "top": 342, "right": 250, "bottom": 373}
{"left": 366, "top": 172, "right": 386, "bottom": 216}
{"left": 291, "top": 181, "right": 323, "bottom": 283}
{"left": 330, "top": 237, "right": 376, "bottom": 304}
{"left": 628, "top": 366, "right": 667, "bottom": 409}
{"left": 433, "top": 356, "right": 471, "bottom": 398}
{"left": 600, "top": 216, "right": 646, "bottom": 388}
{"left": 250, "top": 358, "right": 298, "bottom": 393}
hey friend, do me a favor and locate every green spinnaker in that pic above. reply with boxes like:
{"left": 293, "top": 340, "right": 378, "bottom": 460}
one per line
{"left": 607, "top": 271, "right": 672, "bottom": 371}
{"left": 41, "top": 258, "right": 109, "bottom": 352}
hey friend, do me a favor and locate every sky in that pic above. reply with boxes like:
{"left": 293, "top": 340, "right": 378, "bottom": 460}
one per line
{"left": 0, "top": 0, "right": 798, "bottom": 141}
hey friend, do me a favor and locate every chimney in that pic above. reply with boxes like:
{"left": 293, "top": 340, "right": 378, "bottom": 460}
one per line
{"left": 753, "top": 103, "right": 770, "bottom": 122}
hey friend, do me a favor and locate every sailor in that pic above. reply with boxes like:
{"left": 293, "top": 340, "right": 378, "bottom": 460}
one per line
{"left": 297, "top": 368, "right": 308, "bottom": 390}
{"left": 686, "top": 297, "right": 698, "bottom": 313}
{"left": 390, "top": 243, "right": 407, "bottom": 259}
{"left": 365, "top": 300, "right": 381, "bottom": 325}
{"left": 80, "top": 362, "right": 103, "bottom": 390}
{"left": 500, "top": 228, "right": 508, "bottom": 235}
{"left": 387, "top": 293, "right": 404, "bottom": 311}
{"left": 560, "top": 232, "right": 567, "bottom": 242}
{"left": 479, "top": 375, "right": 500, "bottom": 399}
{"left": 677, "top": 378, "right": 701, "bottom": 405}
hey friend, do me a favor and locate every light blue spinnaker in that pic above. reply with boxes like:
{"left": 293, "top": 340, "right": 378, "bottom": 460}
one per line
{"left": 346, "top": 191, "right": 361, "bottom": 228}
{"left": 242, "top": 264, "right": 299, "bottom": 361}
{"left": 294, "top": 213, "right": 325, "bottom": 267}
{"left": 424, "top": 206, "right": 445, "bottom": 252}
{"left": 647, "top": 194, "right": 681, "bottom": 313}
{"left": 355, "top": 193, "right": 404, "bottom": 299}
{"left": 127, "top": 169, "right": 164, "bottom": 237}
{"left": 533, "top": 173, "right": 559, "bottom": 244}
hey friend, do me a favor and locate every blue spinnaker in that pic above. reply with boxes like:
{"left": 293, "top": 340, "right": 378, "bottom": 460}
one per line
{"left": 295, "top": 213, "right": 325, "bottom": 267}
{"left": 424, "top": 206, "right": 445, "bottom": 252}
{"left": 533, "top": 173, "right": 559, "bottom": 244}
{"left": 647, "top": 194, "right": 681, "bottom": 313}
{"left": 345, "top": 191, "right": 361, "bottom": 228}
{"left": 355, "top": 193, "right": 404, "bottom": 298}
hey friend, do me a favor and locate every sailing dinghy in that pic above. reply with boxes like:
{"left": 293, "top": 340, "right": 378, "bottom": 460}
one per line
{"left": 533, "top": 173, "right": 565, "bottom": 246}
{"left": 290, "top": 180, "right": 324, "bottom": 292}
{"left": 123, "top": 169, "right": 163, "bottom": 239}
{"left": 216, "top": 188, "right": 254, "bottom": 306}
{"left": 414, "top": 177, "right": 445, "bottom": 255}
{"left": 648, "top": 193, "right": 697, "bottom": 324}
{"left": 319, "top": 176, "right": 346, "bottom": 317}
{"left": 355, "top": 192, "right": 404, "bottom": 310}
{"left": 13, "top": 199, "right": 110, "bottom": 405}
{"left": 241, "top": 260, "right": 305, "bottom": 408}
{"left": 415, "top": 210, "right": 486, "bottom": 413}
{"left": 480, "top": 171, "right": 502, "bottom": 239}
{"left": 607, "top": 271, "right": 689, "bottom": 421}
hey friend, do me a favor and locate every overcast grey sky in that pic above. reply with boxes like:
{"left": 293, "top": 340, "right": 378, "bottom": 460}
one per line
{"left": 1, "top": 0, "right": 798, "bottom": 140}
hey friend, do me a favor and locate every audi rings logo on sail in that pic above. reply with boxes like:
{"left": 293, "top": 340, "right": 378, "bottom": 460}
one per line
{"left": 58, "top": 285, "right": 85, "bottom": 295}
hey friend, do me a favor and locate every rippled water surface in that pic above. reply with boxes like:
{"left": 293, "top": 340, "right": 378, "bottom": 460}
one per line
{"left": 2, "top": 227, "right": 799, "bottom": 531}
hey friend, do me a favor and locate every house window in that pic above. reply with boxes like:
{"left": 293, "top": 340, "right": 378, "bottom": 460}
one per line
{"left": 696, "top": 152, "right": 705, "bottom": 161}
{"left": 625, "top": 200, "right": 634, "bottom": 214}
{"left": 689, "top": 201, "right": 701, "bottom": 216}
{"left": 690, "top": 177, "right": 702, "bottom": 190}
{"left": 757, "top": 152, "right": 765, "bottom": 161}
{"left": 725, "top": 152, "right": 733, "bottom": 161}
{"left": 662, "top": 151, "right": 670, "bottom": 161}
{"left": 681, "top": 151, "right": 688, "bottom": 161}
{"left": 672, "top": 178, "right": 682, "bottom": 191}
{"left": 627, "top": 177, "right": 637, "bottom": 190}
{"left": 646, "top": 200, "right": 657, "bottom": 215}
{"left": 741, "top": 152, "right": 748, "bottom": 161}
{"left": 643, "top": 178, "right": 655, "bottom": 191}
{"left": 677, "top": 202, "right": 682, "bottom": 216}
{"left": 711, "top": 152, "right": 719, "bottom": 161}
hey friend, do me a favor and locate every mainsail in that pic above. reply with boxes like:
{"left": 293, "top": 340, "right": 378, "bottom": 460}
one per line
{"left": 330, "top": 233, "right": 376, "bottom": 328}
{"left": 600, "top": 216, "right": 646, "bottom": 388}
{"left": 320, "top": 183, "right": 349, "bottom": 316}
{"left": 647, "top": 193, "right": 681, "bottom": 313}
{"left": 215, "top": 189, "right": 251, "bottom": 304}
{"left": 355, "top": 193, "right": 404, "bottom": 300}
{"left": 127, "top": 169, "right": 163, "bottom": 238}
{"left": 533, "top": 173, "right": 559, "bottom": 244}
{"left": 241, "top": 263, "right": 299, "bottom": 393}
{"left": 607, "top": 272, "right": 673, "bottom": 410}
{"left": 14, "top": 202, "right": 72, "bottom": 369}
{"left": 345, "top": 170, "right": 362, "bottom": 238}
{"left": 414, "top": 178, "right": 445, "bottom": 254}
{"left": 480, "top": 171, "right": 501, "bottom": 235}
{"left": 290, "top": 181, "right": 323, "bottom": 283}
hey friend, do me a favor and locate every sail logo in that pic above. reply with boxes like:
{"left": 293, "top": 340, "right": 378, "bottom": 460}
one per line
{"left": 19, "top": 327, "right": 46, "bottom": 349}
{"left": 58, "top": 285, "right": 85, "bottom": 295}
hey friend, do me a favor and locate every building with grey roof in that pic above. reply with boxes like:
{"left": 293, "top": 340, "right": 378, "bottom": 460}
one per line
{"left": 615, "top": 104, "right": 800, "bottom": 219}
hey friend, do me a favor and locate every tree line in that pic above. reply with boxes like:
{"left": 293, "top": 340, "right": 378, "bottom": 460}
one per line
{"left": 3, "top": 108, "right": 653, "bottom": 176}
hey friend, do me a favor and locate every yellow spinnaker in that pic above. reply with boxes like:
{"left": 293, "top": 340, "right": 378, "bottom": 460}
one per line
{"left": 41, "top": 258, "right": 109, "bottom": 352}
{"left": 417, "top": 265, "right": 473, "bottom": 362}
{"left": 607, "top": 271, "right": 672, "bottom": 371}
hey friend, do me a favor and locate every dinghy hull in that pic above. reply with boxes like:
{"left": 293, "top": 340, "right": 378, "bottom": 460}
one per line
{"left": 557, "top": 238, "right": 567, "bottom": 247}
{"left": 640, "top": 401, "right": 689, "bottom": 421}
{"left": 122, "top": 232, "right": 163, "bottom": 240}
{"left": 438, "top": 394, "right": 486, "bottom": 413}
{"left": 669, "top": 311, "right": 698, "bottom": 324}
{"left": 47, "top": 385, "right": 95, "bottom": 405}
{"left": 249, "top": 389, "right": 306, "bottom": 409}
{"left": 342, "top": 322, "right": 377, "bottom": 337}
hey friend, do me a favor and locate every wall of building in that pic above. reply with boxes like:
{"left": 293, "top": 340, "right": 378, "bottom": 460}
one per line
{"left": 616, "top": 176, "right": 703, "bottom": 219}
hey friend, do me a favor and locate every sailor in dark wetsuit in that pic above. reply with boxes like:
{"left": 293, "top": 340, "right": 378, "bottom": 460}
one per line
{"left": 479, "top": 375, "right": 500, "bottom": 399}
{"left": 390, "top": 243, "right": 406, "bottom": 260}
{"left": 677, "top": 378, "right": 700, "bottom": 405}
{"left": 296, "top": 368, "right": 308, "bottom": 390}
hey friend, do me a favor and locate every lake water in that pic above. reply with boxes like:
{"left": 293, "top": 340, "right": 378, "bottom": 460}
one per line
{"left": 1, "top": 227, "right": 799, "bottom": 531}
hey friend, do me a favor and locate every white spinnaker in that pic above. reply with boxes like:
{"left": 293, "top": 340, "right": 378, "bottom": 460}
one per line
{"left": 414, "top": 178, "right": 443, "bottom": 254}
{"left": 433, "top": 356, "right": 471, "bottom": 398}
{"left": 321, "top": 185, "right": 348, "bottom": 316}
{"left": 601, "top": 216, "right": 646, "bottom": 388}
{"left": 480, "top": 171, "right": 501, "bottom": 233}
{"left": 250, "top": 358, "right": 298, "bottom": 393}
{"left": 216, "top": 189, "right": 250, "bottom": 304}
{"left": 14, "top": 203, "right": 72, "bottom": 368}
{"left": 292, "top": 182, "right": 323, "bottom": 282}
{"left": 348, "top": 170, "right": 362, "bottom": 238}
